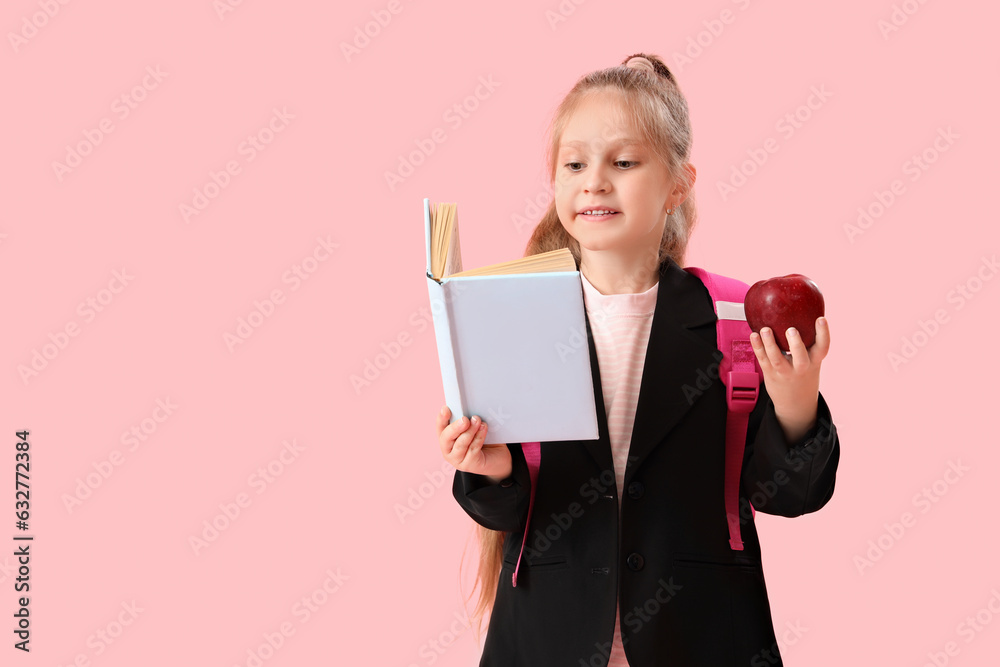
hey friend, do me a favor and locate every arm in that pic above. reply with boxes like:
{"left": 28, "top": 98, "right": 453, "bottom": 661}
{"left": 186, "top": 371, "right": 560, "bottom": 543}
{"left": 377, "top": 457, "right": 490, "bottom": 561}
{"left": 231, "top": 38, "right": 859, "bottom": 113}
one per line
{"left": 451, "top": 442, "right": 533, "bottom": 533}
{"left": 740, "top": 381, "right": 840, "bottom": 517}
{"left": 740, "top": 316, "right": 840, "bottom": 516}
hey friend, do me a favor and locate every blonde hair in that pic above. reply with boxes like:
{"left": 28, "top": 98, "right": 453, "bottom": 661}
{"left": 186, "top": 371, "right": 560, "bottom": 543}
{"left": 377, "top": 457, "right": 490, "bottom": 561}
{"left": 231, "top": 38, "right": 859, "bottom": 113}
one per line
{"left": 460, "top": 51, "right": 698, "bottom": 645}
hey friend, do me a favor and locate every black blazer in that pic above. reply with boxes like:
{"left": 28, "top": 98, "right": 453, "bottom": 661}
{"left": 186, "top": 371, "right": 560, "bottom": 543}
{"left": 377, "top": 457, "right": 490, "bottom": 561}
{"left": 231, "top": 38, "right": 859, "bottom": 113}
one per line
{"left": 452, "top": 255, "right": 840, "bottom": 667}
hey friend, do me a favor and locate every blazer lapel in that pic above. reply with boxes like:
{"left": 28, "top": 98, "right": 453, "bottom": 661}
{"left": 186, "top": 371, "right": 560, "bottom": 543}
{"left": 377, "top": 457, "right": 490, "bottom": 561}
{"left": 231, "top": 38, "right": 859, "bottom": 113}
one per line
{"left": 578, "top": 256, "right": 721, "bottom": 489}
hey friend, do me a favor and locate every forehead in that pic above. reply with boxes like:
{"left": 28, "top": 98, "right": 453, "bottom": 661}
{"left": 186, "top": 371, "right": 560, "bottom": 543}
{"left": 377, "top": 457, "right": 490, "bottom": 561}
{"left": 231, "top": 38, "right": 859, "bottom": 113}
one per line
{"left": 559, "top": 93, "right": 643, "bottom": 152}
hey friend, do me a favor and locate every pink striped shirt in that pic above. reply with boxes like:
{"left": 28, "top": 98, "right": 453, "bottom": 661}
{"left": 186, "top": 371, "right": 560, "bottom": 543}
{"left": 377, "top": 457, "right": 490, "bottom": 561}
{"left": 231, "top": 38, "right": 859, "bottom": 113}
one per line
{"left": 579, "top": 270, "right": 659, "bottom": 667}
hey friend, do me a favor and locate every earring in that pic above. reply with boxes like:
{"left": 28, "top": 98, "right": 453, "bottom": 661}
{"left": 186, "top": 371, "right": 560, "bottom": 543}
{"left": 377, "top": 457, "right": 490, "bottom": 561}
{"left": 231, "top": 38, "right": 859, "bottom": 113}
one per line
{"left": 666, "top": 207, "right": 674, "bottom": 215}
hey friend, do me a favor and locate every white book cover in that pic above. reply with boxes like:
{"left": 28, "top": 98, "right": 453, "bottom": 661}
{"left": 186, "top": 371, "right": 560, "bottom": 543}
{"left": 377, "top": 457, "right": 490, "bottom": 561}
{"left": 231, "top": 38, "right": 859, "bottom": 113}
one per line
{"left": 423, "top": 198, "right": 599, "bottom": 445}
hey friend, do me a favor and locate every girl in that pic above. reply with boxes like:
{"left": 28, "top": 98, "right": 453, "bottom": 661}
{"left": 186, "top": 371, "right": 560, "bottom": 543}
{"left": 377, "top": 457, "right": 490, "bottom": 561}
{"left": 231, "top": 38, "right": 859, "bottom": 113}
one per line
{"left": 435, "top": 52, "right": 839, "bottom": 667}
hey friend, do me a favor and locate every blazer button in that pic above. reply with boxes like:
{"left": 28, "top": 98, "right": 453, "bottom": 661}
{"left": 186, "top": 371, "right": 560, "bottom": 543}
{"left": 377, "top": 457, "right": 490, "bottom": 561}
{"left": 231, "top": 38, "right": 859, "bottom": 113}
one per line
{"left": 627, "top": 552, "right": 644, "bottom": 571}
{"left": 499, "top": 478, "right": 513, "bottom": 488}
{"left": 627, "top": 481, "right": 644, "bottom": 500}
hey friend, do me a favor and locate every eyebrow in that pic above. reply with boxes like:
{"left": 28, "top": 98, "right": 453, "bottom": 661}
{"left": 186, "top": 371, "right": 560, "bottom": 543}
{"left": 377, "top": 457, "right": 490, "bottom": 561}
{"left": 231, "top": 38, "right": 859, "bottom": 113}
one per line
{"left": 559, "top": 138, "right": 642, "bottom": 151}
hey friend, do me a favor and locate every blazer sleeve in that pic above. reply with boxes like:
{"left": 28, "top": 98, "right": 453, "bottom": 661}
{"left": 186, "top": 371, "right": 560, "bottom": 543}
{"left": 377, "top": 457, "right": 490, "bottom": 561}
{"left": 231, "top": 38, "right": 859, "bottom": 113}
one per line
{"left": 451, "top": 442, "right": 533, "bottom": 533}
{"left": 740, "top": 381, "right": 840, "bottom": 517}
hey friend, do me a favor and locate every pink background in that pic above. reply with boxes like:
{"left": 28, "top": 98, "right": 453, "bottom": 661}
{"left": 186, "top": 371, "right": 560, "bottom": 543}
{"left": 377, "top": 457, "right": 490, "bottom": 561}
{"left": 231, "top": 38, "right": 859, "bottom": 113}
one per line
{"left": 3, "top": 0, "right": 998, "bottom": 665}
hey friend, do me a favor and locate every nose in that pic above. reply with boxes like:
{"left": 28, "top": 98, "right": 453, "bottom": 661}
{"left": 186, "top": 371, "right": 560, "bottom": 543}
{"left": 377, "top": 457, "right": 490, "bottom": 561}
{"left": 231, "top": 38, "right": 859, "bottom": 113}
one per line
{"left": 584, "top": 162, "right": 610, "bottom": 194}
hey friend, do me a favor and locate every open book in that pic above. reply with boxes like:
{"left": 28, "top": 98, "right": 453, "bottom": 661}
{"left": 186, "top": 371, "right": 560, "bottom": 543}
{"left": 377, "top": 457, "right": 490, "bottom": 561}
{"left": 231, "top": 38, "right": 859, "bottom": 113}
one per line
{"left": 424, "top": 198, "right": 599, "bottom": 445}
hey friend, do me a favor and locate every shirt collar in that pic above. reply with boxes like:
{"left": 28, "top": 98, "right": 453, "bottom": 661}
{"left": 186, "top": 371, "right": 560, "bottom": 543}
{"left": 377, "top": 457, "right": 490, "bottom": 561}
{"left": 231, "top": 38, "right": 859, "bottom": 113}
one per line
{"left": 580, "top": 270, "right": 659, "bottom": 317}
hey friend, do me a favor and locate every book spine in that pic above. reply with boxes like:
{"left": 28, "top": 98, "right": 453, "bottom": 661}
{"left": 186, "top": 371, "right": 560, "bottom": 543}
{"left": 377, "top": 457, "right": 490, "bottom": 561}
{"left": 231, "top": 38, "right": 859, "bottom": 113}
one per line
{"left": 423, "top": 198, "right": 433, "bottom": 277}
{"left": 426, "top": 275, "right": 466, "bottom": 419}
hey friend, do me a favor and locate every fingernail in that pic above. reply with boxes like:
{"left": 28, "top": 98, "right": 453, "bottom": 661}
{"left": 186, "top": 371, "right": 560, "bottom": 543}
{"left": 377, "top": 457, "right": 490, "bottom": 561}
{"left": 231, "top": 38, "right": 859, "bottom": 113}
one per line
{"left": 472, "top": 415, "right": 480, "bottom": 425}
{"left": 787, "top": 328, "right": 797, "bottom": 338}
{"left": 440, "top": 406, "right": 447, "bottom": 415}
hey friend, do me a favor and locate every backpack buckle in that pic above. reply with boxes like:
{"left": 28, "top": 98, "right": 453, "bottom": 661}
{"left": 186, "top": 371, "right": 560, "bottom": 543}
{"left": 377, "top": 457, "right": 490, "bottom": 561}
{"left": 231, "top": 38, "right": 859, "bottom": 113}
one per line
{"left": 726, "top": 371, "right": 759, "bottom": 413}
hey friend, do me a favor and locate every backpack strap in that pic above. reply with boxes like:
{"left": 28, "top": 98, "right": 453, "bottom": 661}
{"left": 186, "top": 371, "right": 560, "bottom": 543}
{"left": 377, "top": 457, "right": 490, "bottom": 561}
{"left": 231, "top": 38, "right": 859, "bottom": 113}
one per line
{"left": 512, "top": 442, "right": 540, "bottom": 587}
{"left": 684, "top": 267, "right": 763, "bottom": 550}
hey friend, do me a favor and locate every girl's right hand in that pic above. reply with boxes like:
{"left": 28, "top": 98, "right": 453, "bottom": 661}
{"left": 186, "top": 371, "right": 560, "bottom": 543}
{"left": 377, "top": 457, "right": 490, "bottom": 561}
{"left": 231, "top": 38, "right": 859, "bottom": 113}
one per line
{"left": 437, "top": 406, "right": 513, "bottom": 482}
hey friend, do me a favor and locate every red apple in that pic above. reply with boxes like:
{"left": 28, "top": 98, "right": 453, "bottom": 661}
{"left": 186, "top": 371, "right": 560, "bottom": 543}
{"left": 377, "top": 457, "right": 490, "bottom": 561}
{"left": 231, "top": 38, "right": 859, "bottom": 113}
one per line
{"left": 744, "top": 274, "right": 825, "bottom": 352}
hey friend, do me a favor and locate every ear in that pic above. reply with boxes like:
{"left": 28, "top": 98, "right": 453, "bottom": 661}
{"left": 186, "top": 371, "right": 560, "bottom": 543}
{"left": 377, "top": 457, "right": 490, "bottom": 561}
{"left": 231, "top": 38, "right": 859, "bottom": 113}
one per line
{"left": 683, "top": 163, "right": 697, "bottom": 188}
{"left": 669, "top": 163, "right": 697, "bottom": 209}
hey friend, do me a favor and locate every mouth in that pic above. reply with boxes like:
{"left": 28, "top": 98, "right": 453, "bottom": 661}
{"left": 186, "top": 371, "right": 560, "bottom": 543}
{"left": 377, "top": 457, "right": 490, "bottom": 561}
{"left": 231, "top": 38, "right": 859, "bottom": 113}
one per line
{"left": 578, "top": 207, "right": 620, "bottom": 220}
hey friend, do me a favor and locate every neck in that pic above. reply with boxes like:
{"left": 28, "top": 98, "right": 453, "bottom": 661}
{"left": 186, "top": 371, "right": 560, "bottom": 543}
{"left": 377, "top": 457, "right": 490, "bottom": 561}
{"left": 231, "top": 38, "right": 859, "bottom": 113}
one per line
{"left": 579, "top": 250, "right": 661, "bottom": 295}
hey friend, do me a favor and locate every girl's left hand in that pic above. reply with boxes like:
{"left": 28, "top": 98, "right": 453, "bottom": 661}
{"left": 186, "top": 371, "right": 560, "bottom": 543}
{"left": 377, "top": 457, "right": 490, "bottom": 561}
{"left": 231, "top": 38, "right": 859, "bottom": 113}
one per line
{"left": 749, "top": 316, "right": 830, "bottom": 443}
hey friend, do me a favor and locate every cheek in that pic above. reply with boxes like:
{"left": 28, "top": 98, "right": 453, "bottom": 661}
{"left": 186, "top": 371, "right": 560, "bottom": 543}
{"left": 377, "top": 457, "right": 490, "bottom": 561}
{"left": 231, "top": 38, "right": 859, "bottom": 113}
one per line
{"left": 555, "top": 202, "right": 578, "bottom": 233}
{"left": 556, "top": 208, "right": 573, "bottom": 231}
{"left": 554, "top": 177, "right": 568, "bottom": 199}
{"left": 554, "top": 190, "right": 572, "bottom": 218}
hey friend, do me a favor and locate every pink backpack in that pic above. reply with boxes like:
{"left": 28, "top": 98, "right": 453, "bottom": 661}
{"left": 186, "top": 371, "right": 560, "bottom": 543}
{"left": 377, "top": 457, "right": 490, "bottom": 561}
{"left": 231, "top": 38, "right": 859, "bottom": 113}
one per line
{"left": 511, "top": 267, "right": 764, "bottom": 587}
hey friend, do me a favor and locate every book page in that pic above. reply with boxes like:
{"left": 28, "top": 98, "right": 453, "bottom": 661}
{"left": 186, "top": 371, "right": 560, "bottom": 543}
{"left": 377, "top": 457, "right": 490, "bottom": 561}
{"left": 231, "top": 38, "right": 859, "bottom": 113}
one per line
{"left": 448, "top": 247, "right": 577, "bottom": 277}
{"left": 443, "top": 205, "right": 463, "bottom": 278}
{"left": 429, "top": 201, "right": 577, "bottom": 279}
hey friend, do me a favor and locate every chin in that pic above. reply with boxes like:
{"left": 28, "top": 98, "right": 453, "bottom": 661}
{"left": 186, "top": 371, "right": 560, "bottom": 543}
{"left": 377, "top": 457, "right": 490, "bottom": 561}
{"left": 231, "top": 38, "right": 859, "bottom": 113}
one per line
{"left": 574, "top": 237, "right": 621, "bottom": 252}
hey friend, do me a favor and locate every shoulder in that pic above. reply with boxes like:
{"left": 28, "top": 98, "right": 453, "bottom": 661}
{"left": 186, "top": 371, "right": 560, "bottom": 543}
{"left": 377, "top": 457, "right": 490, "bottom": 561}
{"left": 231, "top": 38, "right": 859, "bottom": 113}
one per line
{"left": 657, "top": 258, "right": 717, "bottom": 325}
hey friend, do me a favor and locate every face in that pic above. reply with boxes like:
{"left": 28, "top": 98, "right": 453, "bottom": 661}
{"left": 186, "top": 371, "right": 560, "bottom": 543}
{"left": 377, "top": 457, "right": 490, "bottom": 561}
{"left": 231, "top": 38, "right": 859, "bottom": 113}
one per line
{"left": 554, "top": 90, "right": 684, "bottom": 269}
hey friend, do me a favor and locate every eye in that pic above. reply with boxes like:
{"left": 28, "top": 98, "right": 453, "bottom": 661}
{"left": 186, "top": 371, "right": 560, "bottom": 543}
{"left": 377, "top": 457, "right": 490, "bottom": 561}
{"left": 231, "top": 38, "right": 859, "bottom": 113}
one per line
{"left": 615, "top": 160, "right": 637, "bottom": 168}
{"left": 564, "top": 162, "right": 584, "bottom": 171}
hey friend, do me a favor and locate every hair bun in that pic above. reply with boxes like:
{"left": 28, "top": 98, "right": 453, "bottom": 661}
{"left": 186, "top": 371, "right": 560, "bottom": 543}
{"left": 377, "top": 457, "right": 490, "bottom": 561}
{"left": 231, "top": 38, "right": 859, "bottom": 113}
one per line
{"left": 625, "top": 56, "right": 656, "bottom": 73}
{"left": 622, "top": 53, "right": 674, "bottom": 83}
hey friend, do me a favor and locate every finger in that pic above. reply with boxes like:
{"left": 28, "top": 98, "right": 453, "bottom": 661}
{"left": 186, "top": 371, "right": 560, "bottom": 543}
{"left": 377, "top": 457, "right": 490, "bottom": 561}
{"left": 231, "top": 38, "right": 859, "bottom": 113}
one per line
{"left": 441, "top": 413, "right": 470, "bottom": 457}
{"left": 436, "top": 406, "right": 450, "bottom": 438}
{"left": 461, "top": 418, "right": 486, "bottom": 464}
{"left": 785, "top": 326, "right": 809, "bottom": 372}
{"left": 452, "top": 416, "right": 480, "bottom": 462}
{"left": 811, "top": 316, "right": 831, "bottom": 361}
{"left": 750, "top": 331, "right": 772, "bottom": 371}
{"left": 761, "top": 327, "right": 789, "bottom": 369}
{"left": 461, "top": 421, "right": 489, "bottom": 467}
